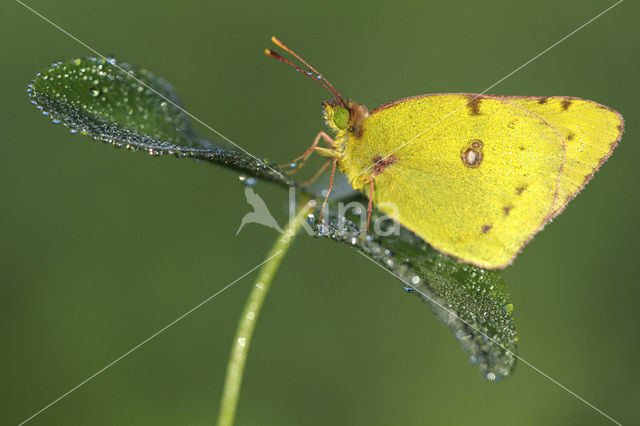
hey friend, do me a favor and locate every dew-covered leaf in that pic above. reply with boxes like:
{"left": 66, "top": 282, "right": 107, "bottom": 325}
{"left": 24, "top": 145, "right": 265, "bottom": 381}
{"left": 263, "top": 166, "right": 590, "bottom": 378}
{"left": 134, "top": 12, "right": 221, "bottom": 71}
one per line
{"left": 27, "top": 57, "right": 293, "bottom": 186}
{"left": 310, "top": 202, "right": 518, "bottom": 380}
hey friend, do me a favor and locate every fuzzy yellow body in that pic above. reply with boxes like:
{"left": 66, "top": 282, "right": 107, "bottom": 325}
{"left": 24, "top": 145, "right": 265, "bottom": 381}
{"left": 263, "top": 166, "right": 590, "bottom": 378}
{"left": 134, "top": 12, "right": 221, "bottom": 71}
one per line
{"left": 329, "top": 94, "right": 622, "bottom": 269}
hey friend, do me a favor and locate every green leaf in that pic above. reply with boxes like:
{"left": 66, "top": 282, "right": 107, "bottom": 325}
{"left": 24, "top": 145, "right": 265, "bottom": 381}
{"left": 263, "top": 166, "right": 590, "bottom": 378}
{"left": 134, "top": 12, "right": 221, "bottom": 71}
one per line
{"left": 27, "top": 57, "right": 293, "bottom": 187}
{"left": 312, "top": 202, "right": 518, "bottom": 380}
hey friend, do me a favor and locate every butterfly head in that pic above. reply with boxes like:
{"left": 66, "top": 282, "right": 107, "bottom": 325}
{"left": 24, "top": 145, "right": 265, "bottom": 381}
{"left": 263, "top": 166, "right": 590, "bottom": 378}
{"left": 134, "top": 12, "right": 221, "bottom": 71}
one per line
{"left": 323, "top": 99, "right": 369, "bottom": 137}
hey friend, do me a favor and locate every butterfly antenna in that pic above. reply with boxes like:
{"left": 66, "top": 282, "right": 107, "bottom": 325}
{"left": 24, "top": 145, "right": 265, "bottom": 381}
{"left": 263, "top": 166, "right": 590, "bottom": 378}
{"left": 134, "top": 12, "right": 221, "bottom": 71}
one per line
{"left": 265, "top": 37, "right": 344, "bottom": 103}
{"left": 270, "top": 36, "right": 341, "bottom": 95}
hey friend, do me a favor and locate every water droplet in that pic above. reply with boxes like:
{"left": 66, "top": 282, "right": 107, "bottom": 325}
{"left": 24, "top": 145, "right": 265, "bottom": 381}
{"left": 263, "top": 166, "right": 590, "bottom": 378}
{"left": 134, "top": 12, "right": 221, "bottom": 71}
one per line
{"left": 317, "top": 224, "right": 328, "bottom": 237}
{"left": 89, "top": 87, "right": 100, "bottom": 97}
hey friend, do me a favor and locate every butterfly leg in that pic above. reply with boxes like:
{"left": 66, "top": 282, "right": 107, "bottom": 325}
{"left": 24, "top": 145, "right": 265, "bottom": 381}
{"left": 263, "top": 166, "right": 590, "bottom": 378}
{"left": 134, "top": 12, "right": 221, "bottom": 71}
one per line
{"left": 299, "top": 158, "right": 331, "bottom": 186}
{"left": 280, "top": 131, "right": 335, "bottom": 173}
{"left": 365, "top": 177, "right": 374, "bottom": 232}
{"left": 317, "top": 157, "right": 339, "bottom": 225}
{"left": 298, "top": 146, "right": 341, "bottom": 186}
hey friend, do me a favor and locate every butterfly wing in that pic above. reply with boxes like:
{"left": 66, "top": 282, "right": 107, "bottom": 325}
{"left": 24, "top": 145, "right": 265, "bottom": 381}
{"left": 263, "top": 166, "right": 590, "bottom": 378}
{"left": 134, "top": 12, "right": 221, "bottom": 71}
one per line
{"left": 504, "top": 96, "right": 623, "bottom": 217}
{"left": 339, "top": 94, "right": 567, "bottom": 269}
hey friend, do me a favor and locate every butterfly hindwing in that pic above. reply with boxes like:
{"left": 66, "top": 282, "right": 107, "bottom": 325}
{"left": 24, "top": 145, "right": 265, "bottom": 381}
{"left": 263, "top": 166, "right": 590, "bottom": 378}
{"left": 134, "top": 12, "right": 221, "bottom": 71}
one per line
{"left": 505, "top": 96, "right": 623, "bottom": 217}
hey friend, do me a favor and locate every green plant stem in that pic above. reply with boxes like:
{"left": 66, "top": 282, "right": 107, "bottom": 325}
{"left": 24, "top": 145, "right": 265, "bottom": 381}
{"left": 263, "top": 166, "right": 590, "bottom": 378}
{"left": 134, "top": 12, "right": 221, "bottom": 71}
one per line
{"left": 217, "top": 204, "right": 310, "bottom": 426}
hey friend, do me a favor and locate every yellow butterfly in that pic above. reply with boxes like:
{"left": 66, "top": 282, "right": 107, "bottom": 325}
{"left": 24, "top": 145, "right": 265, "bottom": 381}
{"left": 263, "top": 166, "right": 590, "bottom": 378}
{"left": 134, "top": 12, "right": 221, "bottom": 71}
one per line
{"left": 266, "top": 37, "right": 624, "bottom": 269}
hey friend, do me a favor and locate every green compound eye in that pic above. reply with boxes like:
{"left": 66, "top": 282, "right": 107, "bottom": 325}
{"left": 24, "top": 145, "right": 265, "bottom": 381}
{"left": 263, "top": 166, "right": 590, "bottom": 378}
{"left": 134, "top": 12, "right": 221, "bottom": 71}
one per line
{"left": 333, "top": 107, "right": 349, "bottom": 130}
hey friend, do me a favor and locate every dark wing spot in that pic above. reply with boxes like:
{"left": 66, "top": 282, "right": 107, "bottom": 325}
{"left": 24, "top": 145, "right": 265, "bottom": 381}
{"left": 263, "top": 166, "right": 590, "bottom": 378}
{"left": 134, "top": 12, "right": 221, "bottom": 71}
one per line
{"left": 567, "top": 132, "right": 575, "bottom": 141}
{"left": 372, "top": 155, "right": 398, "bottom": 176}
{"left": 561, "top": 100, "right": 572, "bottom": 110}
{"left": 461, "top": 148, "right": 483, "bottom": 168}
{"left": 482, "top": 224, "right": 492, "bottom": 234}
{"left": 467, "top": 97, "right": 483, "bottom": 116}
{"left": 503, "top": 206, "right": 512, "bottom": 216}
{"left": 508, "top": 120, "right": 517, "bottom": 129}
{"left": 538, "top": 97, "right": 548, "bottom": 104}
{"left": 519, "top": 146, "right": 526, "bottom": 151}
{"left": 516, "top": 184, "right": 527, "bottom": 195}
{"left": 617, "top": 124, "right": 623, "bottom": 131}
{"left": 471, "top": 139, "right": 483, "bottom": 149}
{"left": 461, "top": 139, "right": 484, "bottom": 168}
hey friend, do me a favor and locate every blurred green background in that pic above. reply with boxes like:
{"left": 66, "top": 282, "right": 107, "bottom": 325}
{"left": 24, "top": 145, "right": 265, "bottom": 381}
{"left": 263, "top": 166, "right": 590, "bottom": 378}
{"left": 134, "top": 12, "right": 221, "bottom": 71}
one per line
{"left": 2, "top": 0, "right": 638, "bottom": 424}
